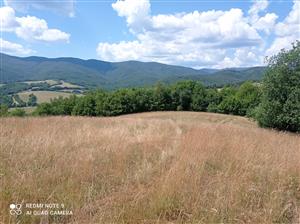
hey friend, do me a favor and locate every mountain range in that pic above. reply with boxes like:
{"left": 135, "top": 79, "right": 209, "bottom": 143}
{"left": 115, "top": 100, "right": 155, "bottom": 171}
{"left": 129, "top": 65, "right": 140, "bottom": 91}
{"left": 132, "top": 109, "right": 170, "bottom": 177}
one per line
{"left": 0, "top": 53, "right": 266, "bottom": 89}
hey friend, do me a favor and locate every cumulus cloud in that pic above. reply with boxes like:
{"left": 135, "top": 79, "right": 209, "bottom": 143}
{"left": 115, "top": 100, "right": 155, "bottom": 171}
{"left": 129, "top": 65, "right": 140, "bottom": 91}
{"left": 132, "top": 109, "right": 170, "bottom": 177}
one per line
{"left": 15, "top": 16, "right": 70, "bottom": 42}
{"left": 274, "top": 0, "right": 299, "bottom": 37}
{"left": 252, "top": 13, "right": 278, "bottom": 34}
{"left": 97, "top": 0, "right": 268, "bottom": 68}
{"left": 0, "top": 38, "right": 34, "bottom": 55}
{"left": 4, "top": 0, "right": 75, "bottom": 17}
{"left": 112, "top": 0, "right": 150, "bottom": 32}
{"left": 248, "top": 0, "right": 278, "bottom": 34}
{"left": 0, "top": 6, "right": 70, "bottom": 43}
{"left": 98, "top": 41, "right": 146, "bottom": 61}
{"left": 216, "top": 48, "right": 264, "bottom": 68}
{"left": 266, "top": 0, "right": 300, "bottom": 56}
{"left": 248, "top": 0, "right": 269, "bottom": 22}
{"left": 0, "top": 6, "right": 19, "bottom": 31}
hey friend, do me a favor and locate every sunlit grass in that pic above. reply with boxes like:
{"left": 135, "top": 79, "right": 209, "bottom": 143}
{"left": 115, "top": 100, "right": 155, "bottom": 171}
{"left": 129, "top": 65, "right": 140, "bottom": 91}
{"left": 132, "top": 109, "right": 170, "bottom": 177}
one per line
{"left": 1, "top": 112, "right": 299, "bottom": 223}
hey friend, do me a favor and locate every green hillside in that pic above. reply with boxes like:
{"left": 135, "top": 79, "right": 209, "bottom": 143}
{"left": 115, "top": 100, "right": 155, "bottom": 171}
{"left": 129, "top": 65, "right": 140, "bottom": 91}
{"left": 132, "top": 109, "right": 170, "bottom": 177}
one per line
{"left": 0, "top": 53, "right": 266, "bottom": 89}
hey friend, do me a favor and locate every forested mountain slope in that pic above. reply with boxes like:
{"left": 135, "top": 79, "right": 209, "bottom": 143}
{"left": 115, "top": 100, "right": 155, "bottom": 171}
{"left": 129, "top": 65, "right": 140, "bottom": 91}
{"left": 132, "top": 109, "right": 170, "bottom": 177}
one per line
{"left": 0, "top": 53, "right": 266, "bottom": 89}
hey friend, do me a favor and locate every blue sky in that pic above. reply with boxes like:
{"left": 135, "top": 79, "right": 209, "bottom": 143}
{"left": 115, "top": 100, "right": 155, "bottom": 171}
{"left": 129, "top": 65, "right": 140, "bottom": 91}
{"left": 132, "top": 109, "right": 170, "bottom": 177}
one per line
{"left": 0, "top": 0, "right": 299, "bottom": 68}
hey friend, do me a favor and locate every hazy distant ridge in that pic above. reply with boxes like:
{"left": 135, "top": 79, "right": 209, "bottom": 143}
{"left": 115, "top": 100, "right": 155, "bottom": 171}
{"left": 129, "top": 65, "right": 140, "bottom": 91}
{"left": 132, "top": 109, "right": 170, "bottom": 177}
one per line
{"left": 0, "top": 53, "right": 266, "bottom": 89}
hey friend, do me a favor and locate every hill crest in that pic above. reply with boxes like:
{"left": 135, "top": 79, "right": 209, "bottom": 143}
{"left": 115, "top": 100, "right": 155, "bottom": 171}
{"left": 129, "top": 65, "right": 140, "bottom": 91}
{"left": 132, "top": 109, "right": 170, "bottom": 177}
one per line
{"left": 0, "top": 53, "right": 266, "bottom": 89}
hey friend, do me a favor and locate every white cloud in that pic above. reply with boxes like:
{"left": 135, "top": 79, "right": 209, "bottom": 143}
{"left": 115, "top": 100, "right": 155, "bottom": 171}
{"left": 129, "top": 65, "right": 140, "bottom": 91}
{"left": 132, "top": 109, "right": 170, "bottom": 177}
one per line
{"left": 248, "top": 0, "right": 278, "bottom": 34}
{"left": 266, "top": 36, "right": 298, "bottom": 57}
{"left": 0, "top": 38, "right": 34, "bottom": 55}
{"left": 35, "top": 29, "right": 70, "bottom": 42}
{"left": 216, "top": 48, "right": 263, "bottom": 68}
{"left": 0, "top": 6, "right": 70, "bottom": 43}
{"left": 4, "top": 0, "right": 75, "bottom": 17}
{"left": 148, "top": 8, "right": 261, "bottom": 46}
{"left": 248, "top": 0, "right": 269, "bottom": 22}
{"left": 266, "top": 0, "right": 300, "bottom": 56}
{"left": 0, "top": 6, "right": 19, "bottom": 31}
{"left": 15, "top": 16, "right": 70, "bottom": 42}
{"left": 97, "top": 0, "right": 266, "bottom": 68}
{"left": 112, "top": 0, "right": 151, "bottom": 32}
{"left": 98, "top": 41, "right": 146, "bottom": 61}
{"left": 252, "top": 13, "right": 278, "bottom": 34}
{"left": 274, "top": 1, "right": 299, "bottom": 37}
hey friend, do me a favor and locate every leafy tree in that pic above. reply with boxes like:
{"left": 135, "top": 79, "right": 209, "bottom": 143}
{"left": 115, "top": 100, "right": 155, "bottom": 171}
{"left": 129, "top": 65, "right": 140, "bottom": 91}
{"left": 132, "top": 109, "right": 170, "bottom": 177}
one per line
{"left": 218, "top": 95, "right": 241, "bottom": 115}
{"left": 256, "top": 41, "right": 300, "bottom": 132}
{"left": 62, "top": 95, "right": 78, "bottom": 115}
{"left": 27, "top": 94, "right": 37, "bottom": 106}
{"left": 152, "top": 83, "right": 172, "bottom": 111}
{"left": 93, "top": 90, "right": 107, "bottom": 116}
{"left": 236, "top": 82, "right": 261, "bottom": 116}
{"left": 34, "top": 103, "right": 52, "bottom": 115}
{"left": 131, "top": 88, "right": 154, "bottom": 113}
{"left": 217, "top": 87, "right": 240, "bottom": 115}
{"left": 72, "top": 94, "right": 96, "bottom": 116}
{"left": 170, "top": 81, "right": 195, "bottom": 111}
{"left": 206, "top": 89, "right": 221, "bottom": 113}
{"left": 47, "top": 97, "right": 68, "bottom": 115}
{"left": 191, "top": 82, "right": 208, "bottom": 111}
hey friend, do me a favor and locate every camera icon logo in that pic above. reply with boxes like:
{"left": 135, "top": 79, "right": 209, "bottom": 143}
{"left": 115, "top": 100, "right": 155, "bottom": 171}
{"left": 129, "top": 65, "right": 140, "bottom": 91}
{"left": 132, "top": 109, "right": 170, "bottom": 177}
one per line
{"left": 9, "top": 204, "right": 22, "bottom": 215}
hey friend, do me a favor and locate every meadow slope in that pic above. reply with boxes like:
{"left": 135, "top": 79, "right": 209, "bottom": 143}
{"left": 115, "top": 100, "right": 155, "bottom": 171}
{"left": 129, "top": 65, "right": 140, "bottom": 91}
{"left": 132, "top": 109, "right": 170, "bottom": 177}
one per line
{"left": 1, "top": 112, "right": 300, "bottom": 223}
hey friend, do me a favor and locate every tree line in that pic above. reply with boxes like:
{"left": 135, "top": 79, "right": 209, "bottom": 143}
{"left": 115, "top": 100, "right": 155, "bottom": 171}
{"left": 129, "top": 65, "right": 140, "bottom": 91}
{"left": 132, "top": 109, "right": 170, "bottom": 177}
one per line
{"left": 33, "top": 80, "right": 261, "bottom": 118}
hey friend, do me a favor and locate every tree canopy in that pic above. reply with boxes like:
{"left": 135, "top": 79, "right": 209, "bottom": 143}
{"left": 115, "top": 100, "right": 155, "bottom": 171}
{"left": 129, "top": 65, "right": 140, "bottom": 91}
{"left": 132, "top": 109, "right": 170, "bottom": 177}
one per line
{"left": 256, "top": 41, "right": 300, "bottom": 132}
{"left": 33, "top": 80, "right": 261, "bottom": 118}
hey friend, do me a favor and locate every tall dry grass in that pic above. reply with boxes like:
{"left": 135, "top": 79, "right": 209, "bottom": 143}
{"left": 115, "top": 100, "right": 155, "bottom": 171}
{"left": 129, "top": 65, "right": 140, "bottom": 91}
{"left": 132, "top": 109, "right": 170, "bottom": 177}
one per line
{"left": 0, "top": 112, "right": 299, "bottom": 223}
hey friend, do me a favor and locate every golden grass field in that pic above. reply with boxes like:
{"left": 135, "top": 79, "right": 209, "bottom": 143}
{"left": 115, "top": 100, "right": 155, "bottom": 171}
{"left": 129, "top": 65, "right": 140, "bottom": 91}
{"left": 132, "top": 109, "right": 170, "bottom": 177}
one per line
{"left": 22, "top": 80, "right": 83, "bottom": 89}
{"left": 1, "top": 112, "right": 300, "bottom": 224}
{"left": 18, "top": 91, "right": 75, "bottom": 104}
{"left": 55, "top": 81, "right": 83, "bottom": 89}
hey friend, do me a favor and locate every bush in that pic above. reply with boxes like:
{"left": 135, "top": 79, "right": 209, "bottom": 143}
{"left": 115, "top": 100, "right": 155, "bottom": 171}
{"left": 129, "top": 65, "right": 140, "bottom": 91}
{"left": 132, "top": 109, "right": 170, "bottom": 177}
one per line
{"left": 256, "top": 41, "right": 300, "bottom": 132}
{"left": 10, "top": 108, "right": 26, "bottom": 117}
{"left": 218, "top": 94, "right": 241, "bottom": 115}
{"left": 34, "top": 103, "right": 53, "bottom": 116}
{"left": 207, "top": 103, "right": 219, "bottom": 113}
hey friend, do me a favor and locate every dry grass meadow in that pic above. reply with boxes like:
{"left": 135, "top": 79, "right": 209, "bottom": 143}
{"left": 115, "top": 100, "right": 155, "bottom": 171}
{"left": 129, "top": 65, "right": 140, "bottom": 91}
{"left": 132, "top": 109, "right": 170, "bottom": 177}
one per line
{"left": 18, "top": 91, "right": 75, "bottom": 104}
{"left": 1, "top": 112, "right": 300, "bottom": 223}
